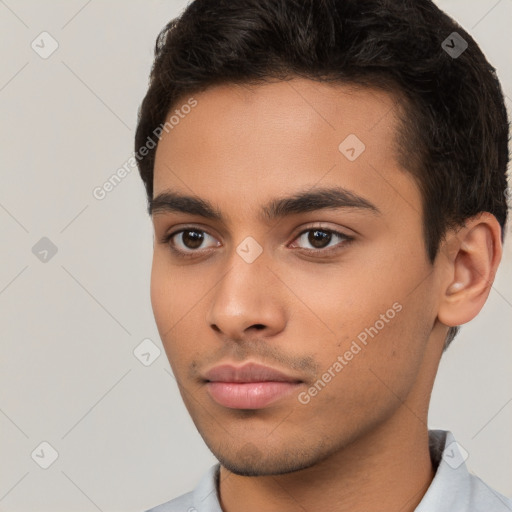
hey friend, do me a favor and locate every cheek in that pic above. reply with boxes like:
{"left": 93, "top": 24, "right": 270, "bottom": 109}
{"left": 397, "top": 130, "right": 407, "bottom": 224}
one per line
{"left": 150, "top": 255, "right": 172, "bottom": 331}
{"left": 150, "top": 255, "right": 198, "bottom": 356}
{"left": 150, "top": 253, "right": 205, "bottom": 327}
{"left": 297, "top": 302, "right": 430, "bottom": 431}
{"left": 288, "top": 245, "right": 434, "bottom": 380}
{"left": 150, "top": 253, "right": 226, "bottom": 375}
{"left": 280, "top": 255, "right": 405, "bottom": 344}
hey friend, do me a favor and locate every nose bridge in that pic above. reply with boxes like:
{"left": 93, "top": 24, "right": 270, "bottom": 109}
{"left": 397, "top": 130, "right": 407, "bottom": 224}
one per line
{"left": 214, "top": 245, "right": 270, "bottom": 314}
{"left": 206, "top": 242, "right": 285, "bottom": 337}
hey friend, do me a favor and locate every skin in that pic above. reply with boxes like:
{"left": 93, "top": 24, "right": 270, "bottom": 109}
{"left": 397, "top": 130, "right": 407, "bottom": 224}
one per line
{"left": 149, "top": 78, "right": 502, "bottom": 512}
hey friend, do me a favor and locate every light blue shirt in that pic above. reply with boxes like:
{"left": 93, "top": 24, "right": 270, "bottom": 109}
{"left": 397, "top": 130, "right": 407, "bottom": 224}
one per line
{"left": 145, "top": 430, "right": 512, "bottom": 511}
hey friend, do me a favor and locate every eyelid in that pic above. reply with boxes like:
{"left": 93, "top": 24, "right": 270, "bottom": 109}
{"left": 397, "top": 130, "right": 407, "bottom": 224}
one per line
{"left": 160, "top": 222, "right": 220, "bottom": 243}
{"left": 290, "top": 223, "right": 354, "bottom": 241}
{"left": 288, "top": 224, "right": 354, "bottom": 254}
{"left": 161, "top": 226, "right": 220, "bottom": 258}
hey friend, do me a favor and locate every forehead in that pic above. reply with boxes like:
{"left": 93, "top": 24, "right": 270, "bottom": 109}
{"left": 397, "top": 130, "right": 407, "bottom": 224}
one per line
{"left": 152, "top": 78, "right": 420, "bottom": 222}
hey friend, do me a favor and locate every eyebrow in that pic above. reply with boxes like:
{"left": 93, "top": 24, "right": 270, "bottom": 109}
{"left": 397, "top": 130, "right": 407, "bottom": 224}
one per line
{"left": 149, "top": 186, "right": 380, "bottom": 222}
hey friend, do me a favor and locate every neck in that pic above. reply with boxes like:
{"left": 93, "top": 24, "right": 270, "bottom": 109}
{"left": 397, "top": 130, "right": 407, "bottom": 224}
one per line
{"left": 218, "top": 406, "right": 435, "bottom": 512}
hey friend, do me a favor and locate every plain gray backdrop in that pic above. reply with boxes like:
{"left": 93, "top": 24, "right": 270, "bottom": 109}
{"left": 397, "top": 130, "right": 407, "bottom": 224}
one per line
{"left": 0, "top": 0, "right": 511, "bottom": 511}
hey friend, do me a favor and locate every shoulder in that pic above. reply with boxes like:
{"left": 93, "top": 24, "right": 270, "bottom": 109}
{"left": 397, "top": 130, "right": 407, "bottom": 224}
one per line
{"left": 419, "top": 430, "right": 512, "bottom": 512}
{"left": 466, "top": 472, "right": 512, "bottom": 511}
{"left": 144, "top": 463, "right": 221, "bottom": 512}
{"left": 144, "top": 490, "right": 195, "bottom": 512}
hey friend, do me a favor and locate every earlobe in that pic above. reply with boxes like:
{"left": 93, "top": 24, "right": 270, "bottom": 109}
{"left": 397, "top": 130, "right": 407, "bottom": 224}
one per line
{"left": 437, "top": 213, "right": 502, "bottom": 328}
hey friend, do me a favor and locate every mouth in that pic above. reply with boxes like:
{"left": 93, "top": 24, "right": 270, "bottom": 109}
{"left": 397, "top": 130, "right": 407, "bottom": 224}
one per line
{"left": 203, "top": 362, "right": 303, "bottom": 409}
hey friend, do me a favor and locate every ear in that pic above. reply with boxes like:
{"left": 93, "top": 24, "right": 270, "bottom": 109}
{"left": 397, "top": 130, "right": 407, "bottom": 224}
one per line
{"left": 437, "top": 213, "right": 503, "bottom": 328}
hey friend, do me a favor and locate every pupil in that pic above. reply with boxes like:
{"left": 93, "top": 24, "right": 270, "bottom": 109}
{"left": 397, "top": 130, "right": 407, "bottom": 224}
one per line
{"left": 308, "top": 230, "right": 331, "bottom": 248}
{"left": 183, "top": 230, "right": 204, "bottom": 249}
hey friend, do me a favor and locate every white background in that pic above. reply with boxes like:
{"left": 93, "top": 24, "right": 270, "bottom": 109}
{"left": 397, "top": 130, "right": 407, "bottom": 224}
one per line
{"left": 0, "top": 0, "right": 510, "bottom": 510}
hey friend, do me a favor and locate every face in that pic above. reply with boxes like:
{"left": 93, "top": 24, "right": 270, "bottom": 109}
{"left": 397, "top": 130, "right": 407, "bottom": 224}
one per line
{"left": 150, "top": 78, "right": 444, "bottom": 476}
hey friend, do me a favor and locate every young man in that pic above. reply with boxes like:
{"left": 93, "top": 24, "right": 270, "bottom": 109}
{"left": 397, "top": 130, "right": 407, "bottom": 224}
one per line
{"left": 135, "top": 0, "right": 511, "bottom": 510}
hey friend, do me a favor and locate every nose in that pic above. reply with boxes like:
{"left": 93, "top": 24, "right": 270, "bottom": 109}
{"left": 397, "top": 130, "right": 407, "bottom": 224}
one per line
{"left": 205, "top": 253, "right": 287, "bottom": 341}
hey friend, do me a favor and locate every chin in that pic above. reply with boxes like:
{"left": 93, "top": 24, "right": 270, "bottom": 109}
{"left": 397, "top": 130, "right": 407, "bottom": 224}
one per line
{"left": 217, "top": 455, "right": 316, "bottom": 477}
{"left": 209, "top": 439, "right": 327, "bottom": 477}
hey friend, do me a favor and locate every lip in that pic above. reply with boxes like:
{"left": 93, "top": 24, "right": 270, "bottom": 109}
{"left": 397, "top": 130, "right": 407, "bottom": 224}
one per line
{"left": 203, "top": 362, "right": 302, "bottom": 409}
{"left": 203, "top": 362, "right": 301, "bottom": 383}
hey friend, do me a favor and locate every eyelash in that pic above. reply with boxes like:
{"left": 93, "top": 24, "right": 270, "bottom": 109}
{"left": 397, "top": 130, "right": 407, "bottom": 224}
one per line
{"left": 159, "top": 225, "right": 354, "bottom": 259}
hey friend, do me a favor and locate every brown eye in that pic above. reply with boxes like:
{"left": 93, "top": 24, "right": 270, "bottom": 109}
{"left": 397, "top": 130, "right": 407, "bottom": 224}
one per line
{"left": 163, "top": 228, "right": 221, "bottom": 258}
{"left": 292, "top": 228, "right": 353, "bottom": 255}
{"left": 307, "top": 229, "right": 332, "bottom": 249}
{"left": 180, "top": 230, "right": 205, "bottom": 249}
